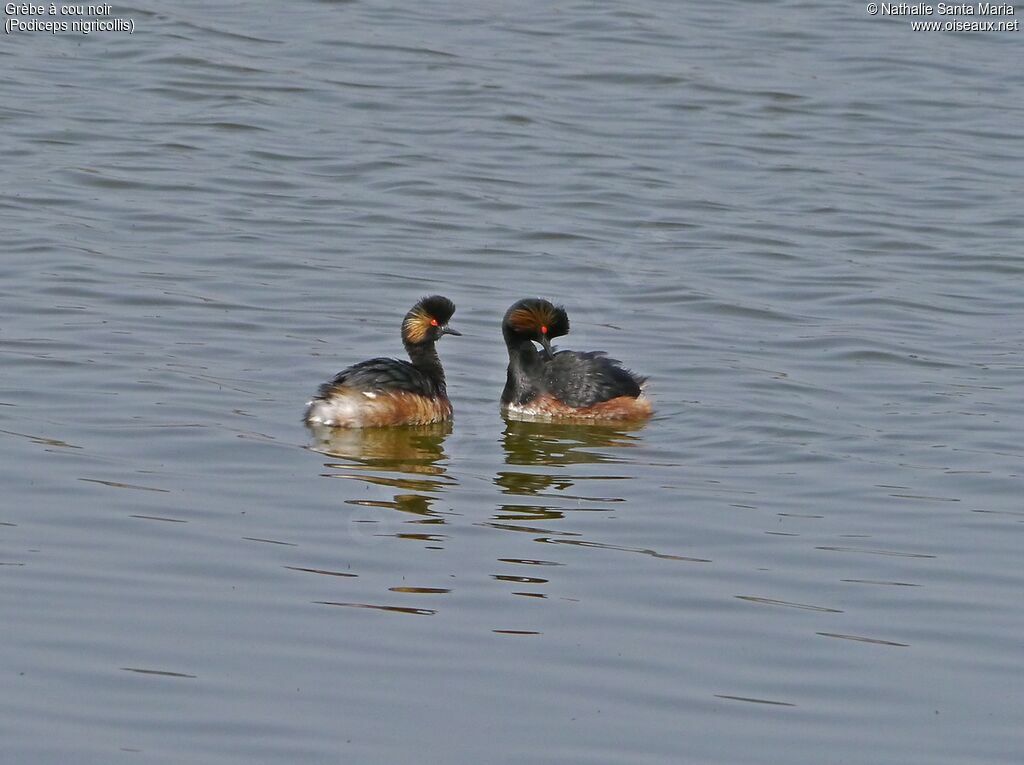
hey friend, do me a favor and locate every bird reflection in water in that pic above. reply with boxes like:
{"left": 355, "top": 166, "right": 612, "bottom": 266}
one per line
{"left": 491, "top": 418, "right": 647, "bottom": 532}
{"left": 488, "top": 418, "right": 652, "bottom": 607}
{"left": 497, "top": 418, "right": 646, "bottom": 496}
{"left": 307, "top": 421, "right": 454, "bottom": 543}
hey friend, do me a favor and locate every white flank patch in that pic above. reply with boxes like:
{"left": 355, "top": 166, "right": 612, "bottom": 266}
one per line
{"left": 305, "top": 395, "right": 363, "bottom": 427}
{"left": 503, "top": 402, "right": 556, "bottom": 421}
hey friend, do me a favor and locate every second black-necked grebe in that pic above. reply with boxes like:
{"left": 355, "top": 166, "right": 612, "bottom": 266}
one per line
{"left": 305, "top": 295, "right": 460, "bottom": 428}
{"left": 500, "top": 298, "right": 652, "bottom": 421}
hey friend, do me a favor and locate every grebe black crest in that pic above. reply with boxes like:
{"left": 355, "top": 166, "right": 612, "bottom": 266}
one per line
{"left": 304, "top": 295, "right": 460, "bottom": 428}
{"left": 500, "top": 298, "right": 652, "bottom": 421}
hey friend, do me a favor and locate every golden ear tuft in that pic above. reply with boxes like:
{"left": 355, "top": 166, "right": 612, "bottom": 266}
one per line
{"left": 402, "top": 296, "right": 455, "bottom": 344}
{"left": 507, "top": 307, "right": 546, "bottom": 332}
{"left": 402, "top": 308, "right": 433, "bottom": 344}
{"left": 505, "top": 300, "right": 568, "bottom": 337}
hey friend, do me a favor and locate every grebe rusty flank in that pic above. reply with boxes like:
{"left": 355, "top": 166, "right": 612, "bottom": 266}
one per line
{"left": 500, "top": 298, "right": 652, "bottom": 421}
{"left": 304, "top": 296, "right": 460, "bottom": 428}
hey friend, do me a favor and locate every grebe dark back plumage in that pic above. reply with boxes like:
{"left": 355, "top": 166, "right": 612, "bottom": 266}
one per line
{"left": 305, "top": 295, "right": 460, "bottom": 428}
{"left": 500, "top": 298, "right": 652, "bottom": 421}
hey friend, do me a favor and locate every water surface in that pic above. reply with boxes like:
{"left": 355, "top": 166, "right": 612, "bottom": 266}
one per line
{"left": 2, "top": 2, "right": 1023, "bottom": 763}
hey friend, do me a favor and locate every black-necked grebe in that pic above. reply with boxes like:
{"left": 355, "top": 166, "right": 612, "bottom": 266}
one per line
{"left": 500, "top": 298, "right": 652, "bottom": 421}
{"left": 304, "top": 295, "right": 460, "bottom": 428}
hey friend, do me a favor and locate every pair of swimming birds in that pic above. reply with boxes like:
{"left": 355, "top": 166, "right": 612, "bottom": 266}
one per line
{"left": 304, "top": 296, "right": 652, "bottom": 428}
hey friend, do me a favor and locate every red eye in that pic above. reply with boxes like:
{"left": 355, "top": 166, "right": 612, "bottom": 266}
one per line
{"left": 540, "top": 325, "right": 548, "bottom": 334}
{"left": 430, "top": 318, "right": 439, "bottom": 327}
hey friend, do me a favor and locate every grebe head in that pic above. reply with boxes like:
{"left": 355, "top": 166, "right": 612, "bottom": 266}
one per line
{"left": 402, "top": 295, "right": 460, "bottom": 346}
{"left": 502, "top": 298, "right": 569, "bottom": 356}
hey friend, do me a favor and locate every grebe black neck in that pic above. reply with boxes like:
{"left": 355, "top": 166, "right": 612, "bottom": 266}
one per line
{"left": 501, "top": 298, "right": 568, "bottom": 404}
{"left": 401, "top": 295, "right": 459, "bottom": 392}
{"left": 501, "top": 331, "right": 544, "bottom": 404}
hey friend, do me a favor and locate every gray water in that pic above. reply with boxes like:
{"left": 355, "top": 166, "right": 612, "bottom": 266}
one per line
{"left": 3, "top": 2, "right": 1023, "bottom": 763}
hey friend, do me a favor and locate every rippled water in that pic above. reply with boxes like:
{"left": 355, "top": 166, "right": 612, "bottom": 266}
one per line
{"left": 3, "top": 2, "right": 1023, "bottom": 763}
